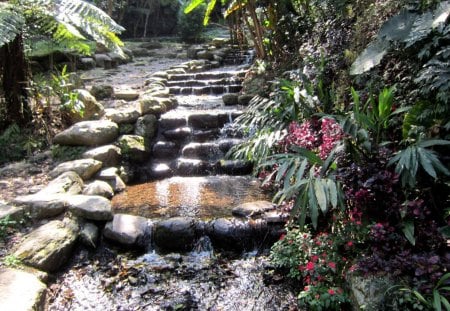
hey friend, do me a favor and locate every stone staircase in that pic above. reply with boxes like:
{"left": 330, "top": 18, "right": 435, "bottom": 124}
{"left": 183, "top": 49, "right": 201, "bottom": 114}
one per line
{"left": 146, "top": 67, "right": 252, "bottom": 179}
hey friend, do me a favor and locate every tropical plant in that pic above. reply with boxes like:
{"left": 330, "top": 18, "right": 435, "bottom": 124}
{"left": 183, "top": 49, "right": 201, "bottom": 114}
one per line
{"left": 388, "top": 138, "right": 450, "bottom": 188}
{"left": 388, "top": 273, "right": 450, "bottom": 311}
{"left": 0, "top": 0, "right": 124, "bottom": 129}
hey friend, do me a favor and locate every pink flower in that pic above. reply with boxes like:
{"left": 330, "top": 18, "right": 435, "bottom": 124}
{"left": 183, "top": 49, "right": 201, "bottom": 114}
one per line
{"left": 306, "top": 262, "right": 315, "bottom": 271}
{"left": 347, "top": 241, "right": 353, "bottom": 247}
{"left": 311, "top": 255, "right": 319, "bottom": 263}
{"left": 304, "top": 286, "right": 310, "bottom": 291}
{"left": 279, "top": 234, "right": 286, "bottom": 240}
{"left": 328, "top": 261, "right": 336, "bottom": 270}
{"left": 328, "top": 289, "right": 335, "bottom": 295}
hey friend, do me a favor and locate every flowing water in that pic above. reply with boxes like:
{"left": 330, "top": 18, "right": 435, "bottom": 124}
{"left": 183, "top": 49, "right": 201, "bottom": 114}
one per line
{"left": 46, "top": 44, "right": 298, "bottom": 310}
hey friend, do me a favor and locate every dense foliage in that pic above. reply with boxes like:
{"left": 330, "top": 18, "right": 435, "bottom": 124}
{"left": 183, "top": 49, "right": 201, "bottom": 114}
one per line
{"left": 227, "top": 0, "right": 450, "bottom": 309}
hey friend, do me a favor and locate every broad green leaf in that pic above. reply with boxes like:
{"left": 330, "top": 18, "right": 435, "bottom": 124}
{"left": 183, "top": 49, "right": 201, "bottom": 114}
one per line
{"left": 440, "top": 296, "right": 450, "bottom": 311}
{"left": 350, "top": 40, "right": 389, "bottom": 75}
{"left": 327, "top": 179, "right": 338, "bottom": 208}
{"left": 433, "top": 290, "right": 442, "bottom": 311}
{"left": 418, "top": 147, "right": 438, "bottom": 179}
{"left": 314, "top": 179, "right": 328, "bottom": 214}
{"left": 203, "top": 0, "right": 217, "bottom": 25}
{"left": 184, "top": 0, "right": 205, "bottom": 14}
{"left": 402, "top": 219, "right": 415, "bottom": 245}
{"left": 309, "top": 183, "right": 319, "bottom": 229}
{"left": 437, "top": 273, "right": 450, "bottom": 287}
{"left": 418, "top": 139, "right": 450, "bottom": 148}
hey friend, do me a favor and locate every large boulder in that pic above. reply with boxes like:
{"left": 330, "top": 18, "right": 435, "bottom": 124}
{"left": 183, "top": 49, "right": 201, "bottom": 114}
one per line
{"left": 66, "top": 195, "right": 113, "bottom": 221}
{"left": 104, "top": 107, "right": 141, "bottom": 124}
{"left": 82, "top": 145, "right": 122, "bottom": 167}
{"left": 82, "top": 180, "right": 114, "bottom": 198}
{"left": 75, "top": 89, "right": 105, "bottom": 120}
{"left": 0, "top": 202, "right": 24, "bottom": 221}
{"left": 114, "top": 90, "right": 139, "bottom": 101}
{"left": 90, "top": 84, "right": 114, "bottom": 100}
{"left": 96, "top": 167, "right": 127, "bottom": 192}
{"left": 134, "top": 114, "right": 157, "bottom": 139}
{"left": 117, "top": 135, "right": 149, "bottom": 163}
{"left": 103, "top": 214, "right": 151, "bottom": 247}
{"left": 13, "top": 194, "right": 68, "bottom": 219}
{"left": 49, "top": 159, "right": 102, "bottom": 180}
{"left": 347, "top": 274, "right": 393, "bottom": 310}
{"left": 39, "top": 171, "right": 84, "bottom": 195}
{"left": 232, "top": 200, "right": 275, "bottom": 217}
{"left": 153, "top": 217, "right": 198, "bottom": 252}
{"left": 14, "top": 219, "right": 79, "bottom": 272}
{"left": 0, "top": 268, "right": 46, "bottom": 311}
{"left": 53, "top": 120, "right": 119, "bottom": 147}
{"left": 139, "top": 96, "right": 177, "bottom": 115}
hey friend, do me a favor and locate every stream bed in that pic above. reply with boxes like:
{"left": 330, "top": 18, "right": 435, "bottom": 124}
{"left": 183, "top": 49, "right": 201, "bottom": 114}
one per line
{"left": 44, "top": 43, "right": 299, "bottom": 310}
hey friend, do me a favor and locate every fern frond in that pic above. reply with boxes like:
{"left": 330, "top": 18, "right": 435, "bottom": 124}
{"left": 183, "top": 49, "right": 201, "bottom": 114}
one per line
{"left": 0, "top": 3, "right": 25, "bottom": 48}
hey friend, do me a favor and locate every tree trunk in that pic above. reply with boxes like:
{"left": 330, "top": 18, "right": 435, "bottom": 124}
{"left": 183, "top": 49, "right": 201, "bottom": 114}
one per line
{"left": 0, "top": 34, "right": 31, "bottom": 128}
{"left": 246, "top": 0, "right": 266, "bottom": 59}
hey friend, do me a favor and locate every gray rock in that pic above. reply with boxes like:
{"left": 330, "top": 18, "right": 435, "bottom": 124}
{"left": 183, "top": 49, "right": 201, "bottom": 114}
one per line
{"left": 139, "top": 96, "right": 177, "bottom": 115}
{"left": 82, "top": 180, "right": 114, "bottom": 198}
{"left": 140, "top": 41, "right": 163, "bottom": 49}
{"left": 79, "top": 57, "right": 96, "bottom": 70}
{"left": 50, "top": 159, "right": 102, "bottom": 180}
{"left": 114, "top": 90, "right": 139, "bottom": 101}
{"left": 153, "top": 217, "right": 198, "bottom": 252}
{"left": 104, "top": 107, "right": 141, "bottom": 124}
{"left": 13, "top": 194, "right": 68, "bottom": 219}
{"left": 90, "top": 84, "right": 114, "bottom": 100}
{"left": 40, "top": 171, "right": 84, "bottom": 195}
{"left": 238, "top": 94, "right": 255, "bottom": 106}
{"left": 222, "top": 93, "right": 239, "bottom": 106}
{"left": 79, "top": 222, "right": 99, "bottom": 248}
{"left": 14, "top": 218, "right": 79, "bottom": 272}
{"left": 151, "top": 71, "right": 169, "bottom": 79}
{"left": 104, "top": 214, "right": 151, "bottom": 247}
{"left": 96, "top": 167, "right": 127, "bottom": 191}
{"left": 152, "top": 141, "right": 179, "bottom": 159}
{"left": 206, "top": 218, "right": 269, "bottom": 251}
{"left": 348, "top": 274, "right": 393, "bottom": 311}
{"left": 66, "top": 195, "right": 113, "bottom": 221}
{"left": 0, "top": 268, "right": 46, "bottom": 311}
{"left": 135, "top": 114, "right": 157, "bottom": 139}
{"left": 232, "top": 200, "right": 275, "bottom": 217}
{"left": 53, "top": 120, "right": 119, "bottom": 147}
{"left": 94, "top": 54, "right": 112, "bottom": 69}
{"left": 117, "top": 135, "right": 149, "bottom": 163}
{"left": 82, "top": 145, "right": 122, "bottom": 167}
{"left": 197, "top": 50, "right": 214, "bottom": 60}
{"left": 186, "top": 46, "right": 203, "bottom": 59}
{"left": 0, "top": 202, "right": 24, "bottom": 221}
{"left": 74, "top": 89, "right": 105, "bottom": 121}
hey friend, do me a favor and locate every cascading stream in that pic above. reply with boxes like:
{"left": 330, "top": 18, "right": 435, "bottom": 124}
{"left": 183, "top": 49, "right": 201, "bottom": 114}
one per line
{"left": 46, "top": 45, "right": 297, "bottom": 311}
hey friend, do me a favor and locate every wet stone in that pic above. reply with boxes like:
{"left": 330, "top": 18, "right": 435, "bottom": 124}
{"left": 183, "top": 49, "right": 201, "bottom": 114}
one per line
{"left": 218, "top": 160, "right": 253, "bottom": 175}
{"left": 163, "top": 126, "right": 192, "bottom": 140}
{"left": 218, "top": 138, "right": 243, "bottom": 153}
{"left": 152, "top": 141, "right": 179, "bottom": 159}
{"left": 153, "top": 217, "right": 199, "bottom": 252}
{"left": 182, "top": 142, "right": 222, "bottom": 160}
{"left": 192, "top": 129, "right": 220, "bottom": 142}
{"left": 232, "top": 200, "right": 275, "bottom": 218}
{"left": 175, "top": 159, "right": 212, "bottom": 176}
{"left": 188, "top": 113, "right": 219, "bottom": 129}
{"left": 104, "top": 214, "right": 151, "bottom": 248}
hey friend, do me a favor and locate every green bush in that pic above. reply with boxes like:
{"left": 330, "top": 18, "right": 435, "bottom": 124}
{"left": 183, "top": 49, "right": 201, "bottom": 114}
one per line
{"left": 177, "top": 2, "right": 206, "bottom": 43}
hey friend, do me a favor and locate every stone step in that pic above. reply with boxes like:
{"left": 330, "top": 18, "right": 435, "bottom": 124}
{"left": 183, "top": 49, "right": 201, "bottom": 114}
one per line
{"left": 166, "top": 77, "right": 243, "bottom": 88}
{"left": 169, "top": 85, "right": 243, "bottom": 96}
{"left": 159, "top": 110, "right": 242, "bottom": 131}
{"left": 168, "top": 71, "right": 245, "bottom": 81}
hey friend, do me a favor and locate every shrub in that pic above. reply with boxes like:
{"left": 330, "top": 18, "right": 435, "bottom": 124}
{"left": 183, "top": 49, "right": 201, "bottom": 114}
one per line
{"left": 177, "top": 2, "right": 206, "bottom": 43}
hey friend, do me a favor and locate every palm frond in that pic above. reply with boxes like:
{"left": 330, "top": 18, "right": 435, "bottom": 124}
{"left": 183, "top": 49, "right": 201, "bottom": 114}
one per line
{"left": 0, "top": 3, "right": 25, "bottom": 48}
